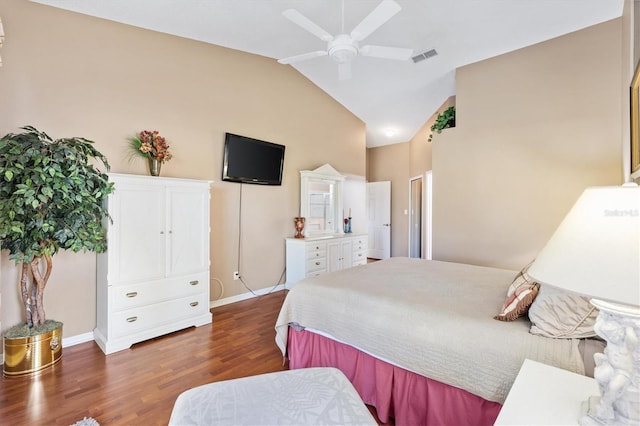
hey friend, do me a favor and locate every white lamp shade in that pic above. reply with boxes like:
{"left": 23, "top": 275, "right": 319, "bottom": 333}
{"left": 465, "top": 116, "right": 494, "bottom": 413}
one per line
{"left": 527, "top": 184, "right": 640, "bottom": 307}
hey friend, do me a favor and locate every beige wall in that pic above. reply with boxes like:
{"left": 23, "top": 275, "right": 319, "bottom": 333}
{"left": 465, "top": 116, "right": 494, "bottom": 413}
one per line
{"left": 433, "top": 18, "right": 625, "bottom": 270}
{"left": 367, "top": 97, "right": 454, "bottom": 257}
{"left": 366, "top": 142, "right": 409, "bottom": 256}
{"left": 369, "top": 15, "right": 631, "bottom": 266}
{"left": 0, "top": 1, "right": 365, "bottom": 344}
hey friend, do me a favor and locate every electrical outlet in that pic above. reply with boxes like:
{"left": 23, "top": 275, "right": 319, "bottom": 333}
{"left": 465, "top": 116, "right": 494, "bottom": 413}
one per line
{"left": 233, "top": 271, "right": 240, "bottom": 280}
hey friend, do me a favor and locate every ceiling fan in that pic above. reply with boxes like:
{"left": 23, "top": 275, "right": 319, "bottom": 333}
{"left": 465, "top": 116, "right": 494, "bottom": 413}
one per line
{"left": 277, "top": 0, "right": 413, "bottom": 80}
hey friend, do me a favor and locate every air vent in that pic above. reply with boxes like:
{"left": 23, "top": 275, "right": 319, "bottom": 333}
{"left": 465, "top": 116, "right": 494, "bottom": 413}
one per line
{"left": 412, "top": 49, "right": 438, "bottom": 63}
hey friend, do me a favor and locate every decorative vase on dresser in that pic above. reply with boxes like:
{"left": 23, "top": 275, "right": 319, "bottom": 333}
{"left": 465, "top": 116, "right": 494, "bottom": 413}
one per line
{"left": 94, "top": 173, "right": 212, "bottom": 355}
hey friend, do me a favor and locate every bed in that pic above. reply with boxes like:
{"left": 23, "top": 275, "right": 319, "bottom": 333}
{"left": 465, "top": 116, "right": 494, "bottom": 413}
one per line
{"left": 275, "top": 257, "right": 600, "bottom": 425}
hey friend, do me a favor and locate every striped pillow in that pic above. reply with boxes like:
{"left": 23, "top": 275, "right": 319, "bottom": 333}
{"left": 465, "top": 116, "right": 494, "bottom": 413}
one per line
{"left": 494, "top": 263, "right": 540, "bottom": 322}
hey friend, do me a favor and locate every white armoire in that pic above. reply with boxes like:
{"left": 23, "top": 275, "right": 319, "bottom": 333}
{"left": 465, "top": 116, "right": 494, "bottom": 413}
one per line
{"left": 94, "top": 173, "right": 211, "bottom": 354}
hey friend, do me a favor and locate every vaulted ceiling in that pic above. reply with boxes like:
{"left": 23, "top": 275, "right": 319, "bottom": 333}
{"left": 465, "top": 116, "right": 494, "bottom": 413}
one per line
{"left": 32, "top": 0, "right": 623, "bottom": 147}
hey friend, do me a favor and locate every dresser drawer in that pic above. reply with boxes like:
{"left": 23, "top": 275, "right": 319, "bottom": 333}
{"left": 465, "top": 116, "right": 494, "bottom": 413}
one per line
{"left": 306, "top": 257, "right": 326, "bottom": 272}
{"left": 352, "top": 251, "right": 367, "bottom": 266}
{"left": 352, "top": 237, "right": 368, "bottom": 252}
{"left": 110, "top": 272, "right": 208, "bottom": 311}
{"left": 306, "top": 269, "right": 326, "bottom": 278}
{"left": 110, "top": 292, "right": 210, "bottom": 339}
{"left": 352, "top": 235, "right": 368, "bottom": 266}
{"left": 306, "top": 242, "right": 327, "bottom": 259}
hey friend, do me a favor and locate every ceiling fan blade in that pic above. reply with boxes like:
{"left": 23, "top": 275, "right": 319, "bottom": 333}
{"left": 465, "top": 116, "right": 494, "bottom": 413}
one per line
{"left": 350, "top": 0, "right": 401, "bottom": 42}
{"left": 338, "top": 62, "right": 352, "bottom": 80}
{"left": 278, "top": 50, "right": 328, "bottom": 65}
{"left": 282, "top": 9, "right": 334, "bottom": 42}
{"left": 360, "top": 45, "right": 413, "bottom": 61}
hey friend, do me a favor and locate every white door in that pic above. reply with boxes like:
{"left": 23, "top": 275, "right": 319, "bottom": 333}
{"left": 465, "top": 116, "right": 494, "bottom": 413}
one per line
{"left": 367, "top": 181, "right": 391, "bottom": 259}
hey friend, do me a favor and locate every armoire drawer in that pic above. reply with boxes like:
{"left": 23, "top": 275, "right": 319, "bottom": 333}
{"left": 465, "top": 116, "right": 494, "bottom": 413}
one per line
{"left": 110, "top": 292, "right": 210, "bottom": 339}
{"left": 109, "top": 272, "right": 208, "bottom": 311}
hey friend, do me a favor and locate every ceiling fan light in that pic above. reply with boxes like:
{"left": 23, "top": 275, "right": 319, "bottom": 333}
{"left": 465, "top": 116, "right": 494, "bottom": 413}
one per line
{"left": 329, "top": 45, "right": 357, "bottom": 64}
{"left": 328, "top": 34, "right": 358, "bottom": 64}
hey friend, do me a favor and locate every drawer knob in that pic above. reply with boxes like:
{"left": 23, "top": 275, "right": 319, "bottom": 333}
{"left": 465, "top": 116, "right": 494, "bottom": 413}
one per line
{"left": 315, "top": 261, "right": 320, "bottom": 266}
{"left": 126, "top": 292, "right": 138, "bottom": 298}
{"left": 190, "top": 280, "right": 199, "bottom": 286}
{"left": 190, "top": 301, "right": 199, "bottom": 307}
{"left": 126, "top": 316, "right": 138, "bottom": 323}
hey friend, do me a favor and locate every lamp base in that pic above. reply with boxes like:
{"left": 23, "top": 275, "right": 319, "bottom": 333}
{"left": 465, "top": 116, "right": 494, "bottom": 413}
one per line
{"left": 578, "top": 300, "right": 640, "bottom": 426}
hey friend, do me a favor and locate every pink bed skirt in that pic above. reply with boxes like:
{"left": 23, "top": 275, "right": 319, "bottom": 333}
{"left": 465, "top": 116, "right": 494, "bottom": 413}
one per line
{"left": 288, "top": 327, "right": 502, "bottom": 426}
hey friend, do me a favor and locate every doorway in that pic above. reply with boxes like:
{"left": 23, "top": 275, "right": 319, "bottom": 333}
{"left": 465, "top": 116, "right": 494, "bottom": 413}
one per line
{"left": 409, "top": 176, "right": 422, "bottom": 258}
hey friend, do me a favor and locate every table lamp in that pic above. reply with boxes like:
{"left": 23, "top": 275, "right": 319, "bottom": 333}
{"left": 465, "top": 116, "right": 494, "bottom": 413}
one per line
{"left": 528, "top": 183, "right": 639, "bottom": 426}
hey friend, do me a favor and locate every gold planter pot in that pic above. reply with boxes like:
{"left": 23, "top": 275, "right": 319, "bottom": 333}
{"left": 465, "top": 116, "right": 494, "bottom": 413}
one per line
{"left": 3, "top": 325, "right": 62, "bottom": 376}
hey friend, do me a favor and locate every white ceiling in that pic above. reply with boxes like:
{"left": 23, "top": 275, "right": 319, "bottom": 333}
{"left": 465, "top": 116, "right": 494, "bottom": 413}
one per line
{"left": 32, "top": 0, "right": 623, "bottom": 147}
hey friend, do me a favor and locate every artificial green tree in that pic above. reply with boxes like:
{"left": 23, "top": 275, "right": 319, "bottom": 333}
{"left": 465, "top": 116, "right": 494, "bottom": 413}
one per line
{"left": 0, "top": 126, "right": 114, "bottom": 331}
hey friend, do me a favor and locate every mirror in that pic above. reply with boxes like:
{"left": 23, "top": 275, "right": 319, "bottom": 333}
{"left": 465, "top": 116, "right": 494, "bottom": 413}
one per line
{"left": 300, "top": 164, "right": 344, "bottom": 236}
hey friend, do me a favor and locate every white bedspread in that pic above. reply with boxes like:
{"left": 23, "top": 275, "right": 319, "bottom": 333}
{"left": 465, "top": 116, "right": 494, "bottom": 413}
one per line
{"left": 275, "top": 258, "right": 585, "bottom": 404}
{"left": 168, "top": 368, "right": 376, "bottom": 426}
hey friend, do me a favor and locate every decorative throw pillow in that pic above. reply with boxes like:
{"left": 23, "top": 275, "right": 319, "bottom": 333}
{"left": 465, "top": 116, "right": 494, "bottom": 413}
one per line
{"left": 528, "top": 284, "right": 598, "bottom": 338}
{"left": 494, "top": 263, "right": 540, "bottom": 321}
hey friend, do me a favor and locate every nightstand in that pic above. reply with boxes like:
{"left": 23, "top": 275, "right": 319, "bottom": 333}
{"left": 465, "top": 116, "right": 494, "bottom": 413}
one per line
{"left": 495, "top": 359, "right": 600, "bottom": 425}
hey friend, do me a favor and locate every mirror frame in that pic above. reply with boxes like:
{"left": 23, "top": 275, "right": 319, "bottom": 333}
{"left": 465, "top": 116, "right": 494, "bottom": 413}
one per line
{"left": 300, "top": 164, "right": 345, "bottom": 236}
{"left": 631, "top": 59, "right": 640, "bottom": 176}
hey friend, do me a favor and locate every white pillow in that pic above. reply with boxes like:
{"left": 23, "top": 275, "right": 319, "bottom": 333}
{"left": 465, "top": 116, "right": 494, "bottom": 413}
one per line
{"left": 528, "top": 284, "right": 598, "bottom": 338}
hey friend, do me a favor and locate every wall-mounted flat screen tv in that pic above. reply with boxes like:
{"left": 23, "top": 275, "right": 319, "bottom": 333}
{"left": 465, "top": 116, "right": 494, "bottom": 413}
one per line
{"left": 222, "top": 133, "right": 285, "bottom": 186}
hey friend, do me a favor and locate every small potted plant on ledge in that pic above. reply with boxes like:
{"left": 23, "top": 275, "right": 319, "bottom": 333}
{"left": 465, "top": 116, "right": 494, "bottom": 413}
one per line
{"left": 0, "top": 126, "right": 114, "bottom": 375}
{"left": 428, "top": 106, "right": 456, "bottom": 142}
{"left": 128, "top": 130, "right": 173, "bottom": 176}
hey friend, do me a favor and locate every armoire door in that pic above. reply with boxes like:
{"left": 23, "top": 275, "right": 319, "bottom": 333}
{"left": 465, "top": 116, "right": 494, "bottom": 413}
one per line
{"left": 166, "top": 185, "right": 210, "bottom": 276}
{"left": 111, "top": 183, "right": 165, "bottom": 283}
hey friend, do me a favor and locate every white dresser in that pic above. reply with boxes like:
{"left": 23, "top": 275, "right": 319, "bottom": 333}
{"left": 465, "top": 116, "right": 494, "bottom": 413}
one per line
{"left": 94, "top": 173, "right": 212, "bottom": 355}
{"left": 285, "top": 234, "right": 368, "bottom": 288}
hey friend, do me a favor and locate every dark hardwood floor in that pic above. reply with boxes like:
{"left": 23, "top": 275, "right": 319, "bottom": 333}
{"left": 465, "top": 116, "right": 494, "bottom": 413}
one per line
{"left": 0, "top": 291, "right": 290, "bottom": 425}
{"left": 1, "top": 290, "right": 389, "bottom": 426}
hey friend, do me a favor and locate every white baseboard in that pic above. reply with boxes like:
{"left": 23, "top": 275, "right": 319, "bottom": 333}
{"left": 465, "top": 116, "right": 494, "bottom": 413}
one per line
{"left": 62, "top": 331, "right": 94, "bottom": 348}
{"left": 209, "top": 284, "right": 286, "bottom": 308}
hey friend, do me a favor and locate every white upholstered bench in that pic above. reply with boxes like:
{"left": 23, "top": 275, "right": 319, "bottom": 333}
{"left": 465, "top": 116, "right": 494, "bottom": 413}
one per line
{"left": 168, "top": 367, "right": 377, "bottom": 425}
